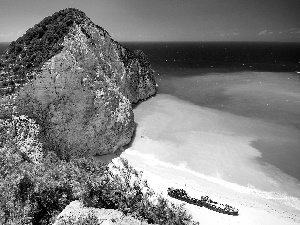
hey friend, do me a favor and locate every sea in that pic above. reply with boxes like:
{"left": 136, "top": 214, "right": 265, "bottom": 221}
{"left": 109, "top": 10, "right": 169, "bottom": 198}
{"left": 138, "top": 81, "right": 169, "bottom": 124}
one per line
{"left": 1, "top": 41, "right": 300, "bottom": 210}
{"left": 122, "top": 41, "right": 300, "bottom": 211}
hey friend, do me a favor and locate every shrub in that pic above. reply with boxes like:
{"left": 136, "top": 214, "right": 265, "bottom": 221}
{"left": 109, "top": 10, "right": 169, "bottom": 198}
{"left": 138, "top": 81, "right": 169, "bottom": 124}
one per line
{"left": 0, "top": 8, "right": 91, "bottom": 96}
{"left": 0, "top": 126, "right": 198, "bottom": 224}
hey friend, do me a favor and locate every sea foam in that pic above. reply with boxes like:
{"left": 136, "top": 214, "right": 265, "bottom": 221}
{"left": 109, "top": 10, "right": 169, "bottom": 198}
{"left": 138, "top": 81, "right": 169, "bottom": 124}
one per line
{"left": 124, "top": 149, "right": 300, "bottom": 211}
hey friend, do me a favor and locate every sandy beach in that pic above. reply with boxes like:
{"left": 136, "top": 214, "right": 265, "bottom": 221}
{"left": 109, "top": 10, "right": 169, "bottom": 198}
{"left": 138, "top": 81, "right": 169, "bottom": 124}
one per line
{"left": 96, "top": 93, "right": 300, "bottom": 225}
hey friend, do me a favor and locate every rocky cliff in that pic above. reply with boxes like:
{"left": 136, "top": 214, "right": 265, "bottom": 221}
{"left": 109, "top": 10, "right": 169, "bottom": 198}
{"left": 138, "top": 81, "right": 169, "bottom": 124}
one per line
{"left": 0, "top": 8, "right": 156, "bottom": 159}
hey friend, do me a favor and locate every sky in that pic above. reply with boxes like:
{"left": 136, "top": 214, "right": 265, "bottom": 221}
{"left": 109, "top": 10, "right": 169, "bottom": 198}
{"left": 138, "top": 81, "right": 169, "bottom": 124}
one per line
{"left": 0, "top": 0, "right": 299, "bottom": 42}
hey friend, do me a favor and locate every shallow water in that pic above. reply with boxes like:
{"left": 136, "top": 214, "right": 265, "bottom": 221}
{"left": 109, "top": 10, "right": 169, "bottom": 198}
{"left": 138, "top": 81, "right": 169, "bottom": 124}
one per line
{"left": 126, "top": 69, "right": 300, "bottom": 210}
{"left": 156, "top": 71, "right": 300, "bottom": 183}
{"left": 128, "top": 92, "right": 300, "bottom": 210}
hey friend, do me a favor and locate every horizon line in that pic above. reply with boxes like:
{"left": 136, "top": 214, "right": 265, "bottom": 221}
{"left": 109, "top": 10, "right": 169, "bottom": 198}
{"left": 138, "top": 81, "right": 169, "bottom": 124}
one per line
{"left": 1, "top": 40, "right": 300, "bottom": 45}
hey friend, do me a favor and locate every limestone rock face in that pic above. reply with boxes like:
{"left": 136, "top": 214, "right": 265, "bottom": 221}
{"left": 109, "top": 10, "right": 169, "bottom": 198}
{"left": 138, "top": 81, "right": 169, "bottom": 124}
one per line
{"left": 0, "top": 8, "right": 156, "bottom": 158}
{"left": 52, "top": 200, "right": 150, "bottom": 225}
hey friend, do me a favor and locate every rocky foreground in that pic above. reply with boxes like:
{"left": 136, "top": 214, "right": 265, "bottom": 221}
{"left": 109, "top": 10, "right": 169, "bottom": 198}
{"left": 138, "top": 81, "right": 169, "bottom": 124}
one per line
{"left": 53, "top": 200, "right": 150, "bottom": 225}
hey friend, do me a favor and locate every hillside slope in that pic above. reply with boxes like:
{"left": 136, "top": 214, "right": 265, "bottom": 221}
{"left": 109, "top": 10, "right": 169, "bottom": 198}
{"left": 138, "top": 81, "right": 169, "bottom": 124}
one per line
{"left": 0, "top": 8, "right": 156, "bottom": 159}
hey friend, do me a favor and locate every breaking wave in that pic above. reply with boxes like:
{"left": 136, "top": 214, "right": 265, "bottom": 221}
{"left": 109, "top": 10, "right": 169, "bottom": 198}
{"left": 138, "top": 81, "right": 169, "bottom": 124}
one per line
{"left": 126, "top": 149, "right": 300, "bottom": 211}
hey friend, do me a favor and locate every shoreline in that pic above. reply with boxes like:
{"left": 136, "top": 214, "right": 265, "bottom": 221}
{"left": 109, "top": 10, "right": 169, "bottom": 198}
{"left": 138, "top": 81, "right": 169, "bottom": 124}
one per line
{"left": 95, "top": 148, "right": 300, "bottom": 224}
{"left": 120, "top": 150, "right": 300, "bottom": 225}
{"left": 95, "top": 93, "right": 300, "bottom": 224}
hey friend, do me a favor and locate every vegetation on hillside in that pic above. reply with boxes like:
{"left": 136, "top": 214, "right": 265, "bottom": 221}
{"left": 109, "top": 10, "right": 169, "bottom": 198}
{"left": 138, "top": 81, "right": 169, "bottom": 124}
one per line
{"left": 0, "top": 117, "right": 198, "bottom": 225}
{"left": 0, "top": 8, "right": 92, "bottom": 95}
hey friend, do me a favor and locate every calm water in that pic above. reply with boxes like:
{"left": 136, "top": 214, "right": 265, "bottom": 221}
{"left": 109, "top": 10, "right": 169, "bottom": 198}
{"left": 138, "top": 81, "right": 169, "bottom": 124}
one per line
{"left": 123, "top": 41, "right": 300, "bottom": 178}
{"left": 123, "top": 41, "right": 300, "bottom": 72}
{"left": 122, "top": 42, "right": 300, "bottom": 210}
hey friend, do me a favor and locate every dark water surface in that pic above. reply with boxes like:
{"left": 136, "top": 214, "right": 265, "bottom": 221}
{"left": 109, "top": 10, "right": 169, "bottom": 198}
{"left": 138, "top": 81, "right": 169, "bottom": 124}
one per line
{"left": 123, "top": 41, "right": 300, "bottom": 73}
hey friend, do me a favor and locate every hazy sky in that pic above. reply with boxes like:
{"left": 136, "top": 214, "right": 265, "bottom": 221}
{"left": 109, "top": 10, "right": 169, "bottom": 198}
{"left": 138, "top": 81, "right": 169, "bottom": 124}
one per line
{"left": 0, "top": 0, "right": 299, "bottom": 42}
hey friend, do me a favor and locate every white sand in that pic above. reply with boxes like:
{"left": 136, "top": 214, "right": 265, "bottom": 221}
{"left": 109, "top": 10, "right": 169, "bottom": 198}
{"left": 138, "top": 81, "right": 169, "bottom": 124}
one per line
{"left": 96, "top": 94, "right": 300, "bottom": 225}
{"left": 120, "top": 150, "right": 299, "bottom": 225}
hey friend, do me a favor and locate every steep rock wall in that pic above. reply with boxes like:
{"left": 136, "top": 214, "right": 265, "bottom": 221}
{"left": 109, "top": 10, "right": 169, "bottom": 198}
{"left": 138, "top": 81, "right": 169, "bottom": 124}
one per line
{"left": 0, "top": 8, "right": 156, "bottom": 158}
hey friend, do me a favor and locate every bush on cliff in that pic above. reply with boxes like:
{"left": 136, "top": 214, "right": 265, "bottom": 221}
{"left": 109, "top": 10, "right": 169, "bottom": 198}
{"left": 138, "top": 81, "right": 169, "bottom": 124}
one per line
{"left": 0, "top": 139, "right": 198, "bottom": 225}
{"left": 0, "top": 8, "right": 92, "bottom": 95}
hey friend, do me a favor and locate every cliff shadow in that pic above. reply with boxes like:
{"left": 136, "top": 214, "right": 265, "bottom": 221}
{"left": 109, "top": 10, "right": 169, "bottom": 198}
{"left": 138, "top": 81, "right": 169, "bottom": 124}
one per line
{"left": 123, "top": 122, "right": 138, "bottom": 150}
{"left": 132, "top": 100, "right": 143, "bottom": 110}
{"left": 93, "top": 122, "right": 138, "bottom": 164}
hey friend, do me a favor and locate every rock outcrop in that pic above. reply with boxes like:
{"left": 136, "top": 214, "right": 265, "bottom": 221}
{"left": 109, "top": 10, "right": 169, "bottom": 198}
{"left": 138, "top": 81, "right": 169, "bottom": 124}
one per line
{"left": 0, "top": 8, "right": 156, "bottom": 158}
{"left": 52, "top": 200, "right": 150, "bottom": 225}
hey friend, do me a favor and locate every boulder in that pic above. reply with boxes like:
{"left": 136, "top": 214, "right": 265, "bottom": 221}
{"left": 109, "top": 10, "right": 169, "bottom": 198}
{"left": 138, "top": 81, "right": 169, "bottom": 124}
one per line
{"left": 52, "top": 200, "right": 150, "bottom": 225}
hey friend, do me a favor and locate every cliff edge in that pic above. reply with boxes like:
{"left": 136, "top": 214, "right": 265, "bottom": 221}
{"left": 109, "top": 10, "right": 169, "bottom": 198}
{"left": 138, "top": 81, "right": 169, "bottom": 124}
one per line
{"left": 0, "top": 8, "right": 156, "bottom": 159}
